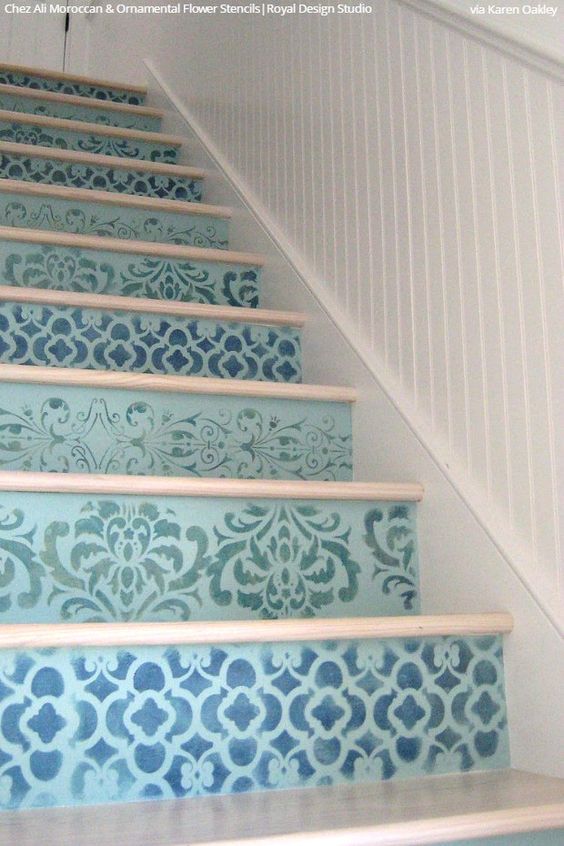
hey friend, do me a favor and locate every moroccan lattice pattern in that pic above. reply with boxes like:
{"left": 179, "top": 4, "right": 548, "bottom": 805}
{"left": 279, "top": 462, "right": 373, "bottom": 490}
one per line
{"left": 0, "top": 71, "right": 145, "bottom": 104}
{"left": 1, "top": 243, "right": 259, "bottom": 306}
{"left": 0, "top": 303, "right": 301, "bottom": 381}
{"left": 0, "top": 153, "right": 202, "bottom": 202}
{"left": 0, "top": 193, "right": 229, "bottom": 249}
{"left": 0, "top": 635, "right": 509, "bottom": 810}
{"left": 0, "top": 94, "right": 161, "bottom": 131}
{"left": 0, "top": 120, "right": 178, "bottom": 162}
{"left": 0, "top": 495, "right": 417, "bottom": 621}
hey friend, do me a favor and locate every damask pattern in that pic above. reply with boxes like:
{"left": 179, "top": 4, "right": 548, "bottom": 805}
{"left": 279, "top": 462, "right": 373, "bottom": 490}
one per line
{"left": 0, "top": 153, "right": 203, "bottom": 202}
{"left": 0, "top": 192, "right": 229, "bottom": 249}
{"left": 0, "top": 72, "right": 145, "bottom": 104}
{"left": 0, "top": 120, "right": 179, "bottom": 163}
{"left": 0, "top": 493, "right": 417, "bottom": 621}
{"left": 0, "top": 382, "right": 352, "bottom": 479}
{"left": 0, "top": 302, "right": 301, "bottom": 381}
{"left": 1, "top": 243, "right": 259, "bottom": 307}
{"left": 0, "top": 93, "right": 161, "bottom": 131}
{"left": 0, "top": 635, "right": 509, "bottom": 810}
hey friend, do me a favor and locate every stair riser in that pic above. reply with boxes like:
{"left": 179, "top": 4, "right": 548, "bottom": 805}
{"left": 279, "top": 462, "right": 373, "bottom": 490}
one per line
{"left": 0, "top": 382, "right": 352, "bottom": 480}
{"left": 0, "top": 119, "right": 178, "bottom": 163}
{"left": 0, "top": 70, "right": 145, "bottom": 104}
{"left": 0, "top": 491, "right": 416, "bottom": 621}
{"left": 0, "top": 634, "right": 508, "bottom": 810}
{"left": 0, "top": 153, "right": 203, "bottom": 202}
{"left": 0, "top": 191, "right": 229, "bottom": 249}
{"left": 0, "top": 92, "right": 161, "bottom": 131}
{"left": 0, "top": 243, "right": 258, "bottom": 307}
{"left": 0, "top": 302, "right": 302, "bottom": 381}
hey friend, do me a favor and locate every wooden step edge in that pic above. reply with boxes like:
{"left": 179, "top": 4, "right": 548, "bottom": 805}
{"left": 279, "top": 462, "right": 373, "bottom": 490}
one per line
{"left": 199, "top": 802, "right": 564, "bottom": 846}
{"left": 0, "top": 82, "right": 162, "bottom": 117}
{"left": 0, "top": 284, "right": 304, "bottom": 327}
{"left": 0, "top": 141, "right": 206, "bottom": 178}
{"left": 0, "top": 226, "right": 264, "bottom": 266}
{"left": 0, "top": 108, "right": 183, "bottom": 146}
{"left": 0, "top": 471, "right": 423, "bottom": 501}
{"left": 0, "top": 61, "right": 147, "bottom": 95}
{"left": 0, "top": 177, "right": 232, "bottom": 218}
{"left": 0, "top": 363, "right": 357, "bottom": 403}
{"left": 0, "top": 614, "right": 513, "bottom": 650}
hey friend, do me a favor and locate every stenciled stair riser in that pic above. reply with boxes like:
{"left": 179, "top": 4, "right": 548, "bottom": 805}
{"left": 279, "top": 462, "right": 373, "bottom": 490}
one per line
{"left": 0, "top": 153, "right": 203, "bottom": 202}
{"left": 0, "top": 382, "right": 353, "bottom": 480}
{"left": 0, "top": 191, "right": 229, "bottom": 249}
{"left": 0, "top": 92, "right": 161, "bottom": 131}
{"left": 0, "top": 243, "right": 257, "bottom": 307}
{"left": 0, "top": 635, "right": 509, "bottom": 811}
{"left": 0, "top": 303, "right": 302, "bottom": 382}
{"left": 0, "top": 119, "right": 178, "bottom": 163}
{"left": 0, "top": 492, "right": 417, "bottom": 622}
{"left": 0, "top": 70, "right": 145, "bottom": 105}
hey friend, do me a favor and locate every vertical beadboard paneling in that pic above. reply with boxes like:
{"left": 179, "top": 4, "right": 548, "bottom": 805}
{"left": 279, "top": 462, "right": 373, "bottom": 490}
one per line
{"left": 94, "top": 4, "right": 561, "bottom": 621}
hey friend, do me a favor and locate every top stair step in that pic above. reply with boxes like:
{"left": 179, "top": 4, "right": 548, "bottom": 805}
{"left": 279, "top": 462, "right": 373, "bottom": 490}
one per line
{"left": 0, "top": 84, "right": 162, "bottom": 131}
{"left": 0, "top": 62, "right": 147, "bottom": 104}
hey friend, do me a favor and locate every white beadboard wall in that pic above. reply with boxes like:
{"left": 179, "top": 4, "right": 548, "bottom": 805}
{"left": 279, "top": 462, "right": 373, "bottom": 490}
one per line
{"left": 128, "top": 3, "right": 564, "bottom": 626}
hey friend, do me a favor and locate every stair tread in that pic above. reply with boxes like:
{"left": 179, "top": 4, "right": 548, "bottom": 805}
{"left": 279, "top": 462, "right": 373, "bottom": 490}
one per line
{"left": 0, "top": 769, "right": 561, "bottom": 845}
{"left": 0, "top": 82, "right": 162, "bottom": 117}
{"left": 0, "top": 471, "right": 423, "bottom": 500}
{"left": 0, "top": 613, "right": 513, "bottom": 649}
{"left": 0, "top": 61, "right": 147, "bottom": 95}
{"left": 0, "top": 363, "right": 357, "bottom": 402}
{"left": 0, "top": 177, "right": 232, "bottom": 217}
{"left": 0, "top": 140, "right": 205, "bottom": 177}
{"left": 0, "top": 225, "right": 264, "bottom": 265}
{"left": 0, "top": 284, "right": 303, "bottom": 325}
{"left": 0, "top": 107, "right": 183, "bottom": 145}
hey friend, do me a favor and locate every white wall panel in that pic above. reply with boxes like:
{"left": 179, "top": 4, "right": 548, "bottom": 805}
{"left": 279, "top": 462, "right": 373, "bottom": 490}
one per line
{"left": 0, "top": 6, "right": 66, "bottom": 69}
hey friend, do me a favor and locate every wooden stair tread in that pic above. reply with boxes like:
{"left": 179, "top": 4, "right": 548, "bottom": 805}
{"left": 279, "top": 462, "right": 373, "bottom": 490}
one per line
{"left": 0, "top": 108, "right": 183, "bottom": 145}
{"left": 0, "top": 82, "right": 162, "bottom": 117}
{"left": 0, "top": 363, "right": 357, "bottom": 402}
{"left": 0, "top": 770, "right": 561, "bottom": 845}
{"left": 0, "top": 140, "right": 205, "bottom": 178}
{"left": 0, "top": 614, "right": 513, "bottom": 650}
{"left": 0, "top": 178, "right": 232, "bottom": 218}
{"left": 0, "top": 61, "right": 147, "bottom": 95}
{"left": 0, "top": 226, "right": 264, "bottom": 265}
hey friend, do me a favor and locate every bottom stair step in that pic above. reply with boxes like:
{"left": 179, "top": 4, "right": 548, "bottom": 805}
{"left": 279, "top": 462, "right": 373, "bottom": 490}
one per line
{"left": 0, "top": 615, "right": 511, "bottom": 811}
{"left": 0, "top": 770, "right": 562, "bottom": 844}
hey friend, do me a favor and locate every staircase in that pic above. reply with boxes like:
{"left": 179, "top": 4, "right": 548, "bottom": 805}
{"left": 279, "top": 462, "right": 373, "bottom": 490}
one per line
{"left": 0, "top": 61, "right": 561, "bottom": 845}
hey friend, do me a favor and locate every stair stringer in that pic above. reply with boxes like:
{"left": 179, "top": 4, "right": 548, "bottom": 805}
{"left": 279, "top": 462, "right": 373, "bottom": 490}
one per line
{"left": 141, "top": 60, "right": 564, "bottom": 780}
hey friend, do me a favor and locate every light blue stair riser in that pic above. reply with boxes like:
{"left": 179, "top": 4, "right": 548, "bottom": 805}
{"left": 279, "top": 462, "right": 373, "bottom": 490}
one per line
{"left": 0, "top": 119, "right": 178, "bottom": 163}
{"left": 0, "top": 382, "right": 352, "bottom": 480}
{"left": 0, "top": 152, "right": 203, "bottom": 202}
{"left": 0, "top": 191, "right": 229, "bottom": 249}
{"left": 0, "top": 243, "right": 257, "bottom": 307}
{"left": 0, "top": 91, "right": 161, "bottom": 131}
{"left": 0, "top": 492, "right": 417, "bottom": 621}
{"left": 0, "top": 302, "right": 302, "bottom": 382}
{"left": 0, "top": 70, "right": 146, "bottom": 105}
{"left": 0, "top": 634, "right": 508, "bottom": 810}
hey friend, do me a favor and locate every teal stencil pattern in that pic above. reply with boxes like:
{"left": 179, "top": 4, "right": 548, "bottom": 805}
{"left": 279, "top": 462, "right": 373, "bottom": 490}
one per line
{"left": 1, "top": 243, "right": 258, "bottom": 307}
{"left": 0, "top": 71, "right": 145, "bottom": 104}
{"left": 0, "top": 119, "right": 179, "bottom": 163}
{"left": 0, "top": 92, "right": 161, "bottom": 131}
{"left": 0, "top": 635, "right": 509, "bottom": 810}
{"left": 0, "top": 153, "right": 203, "bottom": 202}
{"left": 0, "top": 191, "right": 229, "bottom": 249}
{"left": 0, "top": 493, "right": 418, "bottom": 621}
{"left": 0, "top": 302, "right": 301, "bottom": 381}
{"left": 0, "top": 382, "right": 353, "bottom": 479}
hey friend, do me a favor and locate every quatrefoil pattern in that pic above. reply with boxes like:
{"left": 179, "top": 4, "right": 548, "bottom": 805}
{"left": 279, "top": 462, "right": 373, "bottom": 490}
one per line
{"left": 0, "top": 636, "right": 509, "bottom": 810}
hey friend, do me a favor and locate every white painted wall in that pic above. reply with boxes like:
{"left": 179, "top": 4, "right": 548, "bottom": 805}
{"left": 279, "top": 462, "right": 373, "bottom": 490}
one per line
{"left": 0, "top": 5, "right": 66, "bottom": 69}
